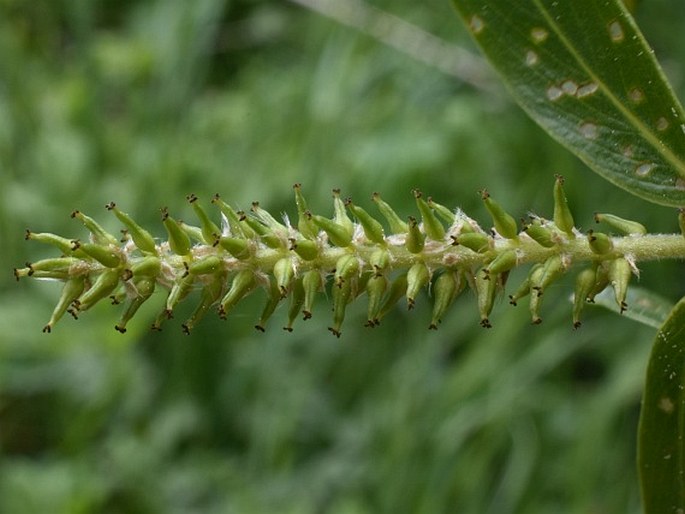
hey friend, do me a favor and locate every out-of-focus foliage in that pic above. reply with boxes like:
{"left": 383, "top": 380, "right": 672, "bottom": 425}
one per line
{"left": 1, "top": 0, "right": 684, "bottom": 512}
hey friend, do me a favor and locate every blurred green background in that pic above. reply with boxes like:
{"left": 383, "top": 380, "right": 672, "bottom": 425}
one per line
{"left": 1, "top": 0, "right": 685, "bottom": 512}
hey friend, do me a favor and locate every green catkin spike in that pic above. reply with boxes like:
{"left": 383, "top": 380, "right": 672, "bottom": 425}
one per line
{"left": 219, "top": 270, "right": 257, "bottom": 319}
{"left": 406, "top": 261, "right": 430, "bottom": 309}
{"left": 329, "top": 277, "right": 353, "bottom": 338}
{"left": 218, "top": 236, "right": 251, "bottom": 260}
{"left": 454, "top": 210, "right": 479, "bottom": 234}
{"left": 14, "top": 257, "right": 78, "bottom": 281}
{"left": 73, "top": 241, "right": 122, "bottom": 268}
{"left": 255, "top": 278, "right": 282, "bottom": 332}
{"left": 405, "top": 216, "right": 425, "bottom": 254}
{"left": 187, "top": 194, "right": 221, "bottom": 244}
{"left": 609, "top": 257, "right": 632, "bottom": 313}
{"left": 23, "top": 178, "right": 661, "bottom": 334}
{"left": 587, "top": 262, "right": 611, "bottom": 302}
{"left": 43, "top": 276, "right": 86, "bottom": 333}
{"left": 251, "top": 201, "right": 288, "bottom": 235}
{"left": 330, "top": 265, "right": 368, "bottom": 336}
{"left": 429, "top": 271, "right": 463, "bottom": 330}
{"left": 240, "top": 214, "right": 283, "bottom": 249}
{"left": 289, "top": 238, "right": 319, "bottom": 261}
{"left": 284, "top": 277, "right": 306, "bottom": 331}
{"left": 356, "top": 271, "right": 372, "bottom": 299}
{"left": 151, "top": 309, "right": 169, "bottom": 332}
{"left": 499, "top": 269, "right": 511, "bottom": 290}
{"left": 234, "top": 211, "right": 264, "bottom": 241}
{"left": 109, "top": 282, "right": 129, "bottom": 306}
{"left": 236, "top": 212, "right": 261, "bottom": 237}
{"left": 17, "top": 267, "right": 72, "bottom": 280}
{"left": 292, "top": 183, "right": 318, "bottom": 239}
{"left": 365, "top": 275, "right": 388, "bottom": 327}
{"left": 152, "top": 274, "right": 190, "bottom": 329}
{"left": 188, "top": 255, "right": 222, "bottom": 276}
{"left": 524, "top": 217, "right": 556, "bottom": 248}
{"left": 332, "top": 189, "right": 355, "bottom": 237}
{"left": 378, "top": 272, "right": 409, "bottom": 321}
{"left": 485, "top": 249, "right": 518, "bottom": 277}
{"left": 414, "top": 190, "right": 446, "bottom": 241}
{"left": 211, "top": 194, "right": 255, "bottom": 239}
{"left": 130, "top": 256, "right": 161, "bottom": 279}
{"left": 308, "top": 212, "right": 353, "bottom": 247}
{"left": 114, "top": 277, "right": 156, "bottom": 333}
{"left": 72, "top": 268, "right": 122, "bottom": 312}
{"left": 525, "top": 256, "right": 565, "bottom": 324}
{"left": 481, "top": 189, "right": 518, "bottom": 240}
{"left": 165, "top": 273, "right": 195, "bottom": 317}
{"left": 71, "top": 210, "right": 119, "bottom": 246}
{"left": 527, "top": 264, "right": 547, "bottom": 324}
{"left": 427, "top": 197, "right": 456, "bottom": 225}
{"left": 474, "top": 267, "right": 496, "bottom": 328}
{"left": 178, "top": 221, "right": 206, "bottom": 244}
{"left": 250, "top": 202, "right": 288, "bottom": 240}
{"left": 572, "top": 267, "right": 597, "bottom": 328}
{"left": 161, "top": 208, "right": 192, "bottom": 256}
{"left": 25, "top": 231, "right": 88, "bottom": 257}
{"left": 587, "top": 229, "right": 614, "bottom": 255}
{"left": 453, "top": 232, "right": 490, "bottom": 253}
{"left": 679, "top": 209, "right": 685, "bottom": 238}
{"left": 532, "top": 254, "right": 565, "bottom": 297}
{"left": 105, "top": 202, "right": 157, "bottom": 254}
{"left": 345, "top": 199, "right": 386, "bottom": 245}
{"left": 529, "top": 286, "right": 543, "bottom": 325}
{"left": 302, "top": 270, "right": 323, "bottom": 319}
{"left": 369, "top": 248, "right": 390, "bottom": 276}
{"left": 183, "top": 274, "right": 225, "bottom": 334}
{"left": 334, "top": 254, "right": 360, "bottom": 290}
{"left": 273, "top": 257, "right": 294, "bottom": 297}
{"left": 371, "top": 192, "right": 408, "bottom": 233}
{"left": 594, "top": 212, "right": 647, "bottom": 236}
{"left": 553, "top": 175, "right": 575, "bottom": 237}
{"left": 508, "top": 265, "right": 541, "bottom": 306}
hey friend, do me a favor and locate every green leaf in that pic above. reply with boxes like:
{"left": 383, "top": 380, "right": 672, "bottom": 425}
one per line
{"left": 638, "top": 296, "right": 685, "bottom": 512}
{"left": 452, "top": 0, "right": 685, "bottom": 206}
{"left": 589, "top": 286, "right": 674, "bottom": 329}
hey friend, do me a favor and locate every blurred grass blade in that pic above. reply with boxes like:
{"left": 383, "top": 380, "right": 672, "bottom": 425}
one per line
{"left": 588, "top": 287, "right": 674, "bottom": 329}
{"left": 452, "top": 0, "right": 685, "bottom": 206}
{"left": 638, "top": 296, "right": 685, "bottom": 512}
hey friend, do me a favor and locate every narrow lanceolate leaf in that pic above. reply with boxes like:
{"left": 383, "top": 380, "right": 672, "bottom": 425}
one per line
{"left": 638, "top": 296, "right": 685, "bottom": 513}
{"left": 452, "top": 0, "right": 685, "bottom": 206}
